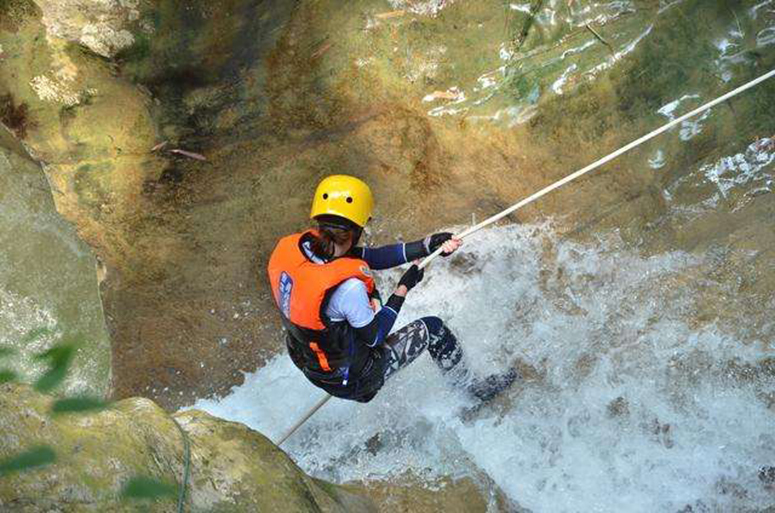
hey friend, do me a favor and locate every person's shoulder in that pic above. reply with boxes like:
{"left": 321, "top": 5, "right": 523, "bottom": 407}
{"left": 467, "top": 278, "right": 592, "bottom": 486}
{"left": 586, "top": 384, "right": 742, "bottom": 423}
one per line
{"left": 334, "top": 255, "right": 372, "bottom": 280}
{"left": 328, "top": 278, "right": 370, "bottom": 318}
{"left": 337, "top": 277, "right": 368, "bottom": 295}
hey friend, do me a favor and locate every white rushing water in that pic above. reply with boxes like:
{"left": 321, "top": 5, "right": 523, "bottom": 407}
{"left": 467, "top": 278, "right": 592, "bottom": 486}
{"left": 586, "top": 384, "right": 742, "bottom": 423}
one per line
{"left": 193, "top": 223, "right": 775, "bottom": 512}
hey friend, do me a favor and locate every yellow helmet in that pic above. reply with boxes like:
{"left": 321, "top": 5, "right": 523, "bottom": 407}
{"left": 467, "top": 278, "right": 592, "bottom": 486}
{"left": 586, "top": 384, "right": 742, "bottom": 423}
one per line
{"left": 310, "top": 175, "right": 374, "bottom": 228}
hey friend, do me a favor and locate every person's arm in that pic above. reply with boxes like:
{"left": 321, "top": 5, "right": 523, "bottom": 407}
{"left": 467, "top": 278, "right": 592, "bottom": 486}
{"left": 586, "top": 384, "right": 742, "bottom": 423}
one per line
{"left": 351, "top": 233, "right": 458, "bottom": 270}
{"left": 352, "top": 266, "right": 424, "bottom": 347}
{"left": 353, "top": 292, "right": 404, "bottom": 347}
{"left": 333, "top": 281, "right": 398, "bottom": 348}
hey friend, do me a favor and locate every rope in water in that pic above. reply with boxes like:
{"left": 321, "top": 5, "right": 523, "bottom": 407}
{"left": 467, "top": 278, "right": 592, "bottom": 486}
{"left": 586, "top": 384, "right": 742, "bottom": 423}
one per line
{"left": 276, "top": 68, "right": 775, "bottom": 447}
{"left": 276, "top": 394, "right": 332, "bottom": 446}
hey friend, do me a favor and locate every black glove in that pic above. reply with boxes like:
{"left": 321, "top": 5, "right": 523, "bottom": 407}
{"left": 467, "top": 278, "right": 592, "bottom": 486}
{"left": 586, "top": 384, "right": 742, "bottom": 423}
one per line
{"left": 368, "top": 288, "right": 382, "bottom": 303}
{"left": 368, "top": 288, "right": 382, "bottom": 307}
{"left": 404, "top": 232, "right": 456, "bottom": 261}
{"left": 398, "top": 265, "right": 424, "bottom": 291}
{"left": 424, "top": 232, "right": 455, "bottom": 257}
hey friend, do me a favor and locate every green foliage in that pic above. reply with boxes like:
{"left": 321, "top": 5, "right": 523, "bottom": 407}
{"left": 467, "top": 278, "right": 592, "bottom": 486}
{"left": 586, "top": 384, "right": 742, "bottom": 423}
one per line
{"left": 121, "top": 476, "right": 177, "bottom": 500}
{"left": 0, "top": 446, "right": 56, "bottom": 476}
{"left": 0, "top": 346, "right": 16, "bottom": 381}
{"left": 51, "top": 396, "right": 111, "bottom": 415}
{"left": 33, "top": 343, "right": 76, "bottom": 392}
{"left": 0, "top": 369, "right": 18, "bottom": 383}
{"left": 1, "top": 327, "right": 165, "bottom": 505}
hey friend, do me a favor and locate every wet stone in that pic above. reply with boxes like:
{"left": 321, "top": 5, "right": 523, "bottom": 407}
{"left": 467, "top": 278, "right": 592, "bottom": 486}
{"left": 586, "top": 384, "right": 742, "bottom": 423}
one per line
{"left": 760, "top": 466, "right": 775, "bottom": 488}
{"left": 606, "top": 396, "right": 629, "bottom": 418}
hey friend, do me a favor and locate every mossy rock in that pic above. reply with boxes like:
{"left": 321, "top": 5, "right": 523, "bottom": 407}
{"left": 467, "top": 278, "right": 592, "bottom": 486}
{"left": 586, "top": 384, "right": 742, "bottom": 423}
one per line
{"left": 174, "top": 410, "right": 375, "bottom": 512}
{"left": 0, "top": 383, "right": 376, "bottom": 512}
{"left": 0, "top": 384, "right": 511, "bottom": 511}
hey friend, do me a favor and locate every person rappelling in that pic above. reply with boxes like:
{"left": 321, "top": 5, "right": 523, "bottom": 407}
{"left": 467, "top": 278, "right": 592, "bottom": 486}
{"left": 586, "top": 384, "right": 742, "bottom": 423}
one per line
{"left": 267, "top": 175, "right": 519, "bottom": 404}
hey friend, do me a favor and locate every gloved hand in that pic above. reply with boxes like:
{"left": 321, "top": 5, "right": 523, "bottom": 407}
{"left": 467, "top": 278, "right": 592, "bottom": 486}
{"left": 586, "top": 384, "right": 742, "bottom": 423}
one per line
{"left": 424, "top": 232, "right": 455, "bottom": 257}
{"left": 398, "top": 264, "right": 425, "bottom": 291}
{"left": 368, "top": 288, "right": 383, "bottom": 311}
{"left": 368, "top": 288, "right": 382, "bottom": 303}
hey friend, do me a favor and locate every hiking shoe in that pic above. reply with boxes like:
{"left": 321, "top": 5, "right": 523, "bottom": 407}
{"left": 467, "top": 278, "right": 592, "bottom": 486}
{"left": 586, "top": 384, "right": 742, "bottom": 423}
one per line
{"left": 467, "top": 369, "right": 520, "bottom": 402}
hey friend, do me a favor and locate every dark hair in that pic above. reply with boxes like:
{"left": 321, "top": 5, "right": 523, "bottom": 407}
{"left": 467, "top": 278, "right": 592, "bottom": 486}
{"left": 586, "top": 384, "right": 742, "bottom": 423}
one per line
{"left": 310, "top": 225, "right": 355, "bottom": 260}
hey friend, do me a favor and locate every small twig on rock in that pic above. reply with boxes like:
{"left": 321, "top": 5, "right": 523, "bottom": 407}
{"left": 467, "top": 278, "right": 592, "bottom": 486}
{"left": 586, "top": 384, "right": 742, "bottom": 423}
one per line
{"left": 510, "top": 0, "right": 546, "bottom": 53}
{"left": 169, "top": 148, "right": 207, "bottom": 161}
{"left": 150, "top": 140, "right": 169, "bottom": 152}
{"left": 375, "top": 10, "right": 405, "bottom": 19}
{"left": 586, "top": 23, "right": 613, "bottom": 53}
{"left": 311, "top": 41, "right": 334, "bottom": 59}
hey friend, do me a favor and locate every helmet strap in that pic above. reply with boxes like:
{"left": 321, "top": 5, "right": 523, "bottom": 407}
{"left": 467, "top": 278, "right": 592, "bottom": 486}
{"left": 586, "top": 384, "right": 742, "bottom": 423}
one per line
{"left": 350, "top": 227, "right": 363, "bottom": 248}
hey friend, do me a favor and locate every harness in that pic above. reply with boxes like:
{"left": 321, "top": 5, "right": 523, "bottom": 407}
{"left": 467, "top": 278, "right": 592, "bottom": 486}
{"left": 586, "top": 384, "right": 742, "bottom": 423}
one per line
{"left": 267, "top": 232, "right": 379, "bottom": 392}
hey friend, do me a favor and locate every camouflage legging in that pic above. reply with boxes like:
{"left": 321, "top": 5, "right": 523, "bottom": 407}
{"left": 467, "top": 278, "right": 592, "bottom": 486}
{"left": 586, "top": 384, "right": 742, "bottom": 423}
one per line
{"left": 382, "top": 316, "right": 462, "bottom": 380}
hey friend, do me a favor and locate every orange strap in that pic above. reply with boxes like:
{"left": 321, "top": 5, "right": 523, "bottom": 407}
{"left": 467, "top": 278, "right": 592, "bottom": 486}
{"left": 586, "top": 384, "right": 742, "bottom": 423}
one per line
{"left": 308, "top": 342, "right": 332, "bottom": 372}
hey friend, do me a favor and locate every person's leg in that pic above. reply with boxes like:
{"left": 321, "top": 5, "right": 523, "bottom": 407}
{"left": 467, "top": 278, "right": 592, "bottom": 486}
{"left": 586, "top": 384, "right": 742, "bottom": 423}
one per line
{"left": 382, "top": 316, "right": 462, "bottom": 380}
{"left": 382, "top": 316, "right": 519, "bottom": 401}
{"left": 422, "top": 316, "right": 464, "bottom": 372}
{"left": 382, "top": 319, "right": 432, "bottom": 381}
{"left": 419, "top": 317, "right": 522, "bottom": 402}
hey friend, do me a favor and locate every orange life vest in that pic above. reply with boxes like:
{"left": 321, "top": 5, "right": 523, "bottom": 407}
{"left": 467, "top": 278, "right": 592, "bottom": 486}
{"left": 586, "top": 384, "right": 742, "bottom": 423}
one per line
{"left": 267, "top": 231, "right": 375, "bottom": 376}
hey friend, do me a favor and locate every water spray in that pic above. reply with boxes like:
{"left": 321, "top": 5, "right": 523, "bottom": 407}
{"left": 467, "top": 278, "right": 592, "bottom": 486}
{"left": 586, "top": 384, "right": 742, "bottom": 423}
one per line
{"left": 276, "top": 67, "right": 775, "bottom": 447}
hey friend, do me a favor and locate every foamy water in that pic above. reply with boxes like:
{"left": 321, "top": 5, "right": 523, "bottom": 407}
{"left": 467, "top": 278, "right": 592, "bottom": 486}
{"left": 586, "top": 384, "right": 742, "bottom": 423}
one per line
{"left": 192, "top": 223, "right": 775, "bottom": 512}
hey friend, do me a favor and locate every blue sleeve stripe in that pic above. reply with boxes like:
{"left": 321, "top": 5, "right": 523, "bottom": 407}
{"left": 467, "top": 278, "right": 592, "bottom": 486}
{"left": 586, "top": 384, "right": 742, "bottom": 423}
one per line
{"left": 369, "top": 306, "right": 398, "bottom": 347}
{"left": 359, "top": 243, "right": 408, "bottom": 270}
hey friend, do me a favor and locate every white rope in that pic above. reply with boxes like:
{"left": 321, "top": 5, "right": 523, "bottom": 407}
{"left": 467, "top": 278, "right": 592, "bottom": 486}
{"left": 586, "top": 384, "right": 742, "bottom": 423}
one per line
{"left": 276, "top": 393, "right": 331, "bottom": 446}
{"left": 276, "top": 68, "right": 775, "bottom": 446}
{"left": 420, "top": 68, "right": 775, "bottom": 269}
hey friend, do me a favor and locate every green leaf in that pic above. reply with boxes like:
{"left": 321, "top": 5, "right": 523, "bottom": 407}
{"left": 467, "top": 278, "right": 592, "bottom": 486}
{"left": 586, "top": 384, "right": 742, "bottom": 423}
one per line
{"left": 34, "top": 344, "right": 76, "bottom": 364}
{"left": 0, "top": 446, "right": 56, "bottom": 476}
{"left": 33, "top": 344, "right": 76, "bottom": 392}
{"left": 34, "top": 364, "right": 69, "bottom": 392}
{"left": 51, "top": 396, "right": 111, "bottom": 415}
{"left": 35, "top": 368, "right": 70, "bottom": 392}
{"left": 0, "top": 370, "right": 17, "bottom": 384}
{"left": 0, "top": 346, "right": 16, "bottom": 358}
{"left": 22, "top": 327, "right": 55, "bottom": 343}
{"left": 121, "top": 476, "right": 176, "bottom": 500}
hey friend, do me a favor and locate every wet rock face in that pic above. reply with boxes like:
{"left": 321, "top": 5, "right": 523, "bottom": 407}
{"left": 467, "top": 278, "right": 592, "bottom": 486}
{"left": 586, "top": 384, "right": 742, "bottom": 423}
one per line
{"left": 1, "top": 0, "right": 774, "bottom": 409}
{"left": 0, "top": 383, "right": 375, "bottom": 512}
{"left": 344, "top": 474, "right": 517, "bottom": 513}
